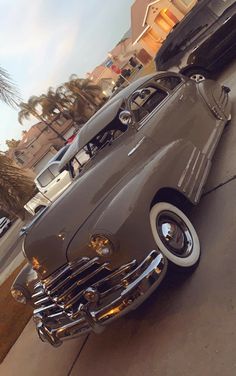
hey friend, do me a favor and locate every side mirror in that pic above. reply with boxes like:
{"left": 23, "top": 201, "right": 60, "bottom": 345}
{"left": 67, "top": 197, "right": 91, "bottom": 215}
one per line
{"left": 119, "top": 110, "right": 133, "bottom": 126}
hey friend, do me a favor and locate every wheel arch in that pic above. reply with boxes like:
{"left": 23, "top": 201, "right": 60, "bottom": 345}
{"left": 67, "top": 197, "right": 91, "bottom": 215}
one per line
{"left": 150, "top": 187, "right": 193, "bottom": 212}
{"left": 180, "top": 65, "right": 210, "bottom": 77}
{"left": 34, "top": 205, "right": 46, "bottom": 214}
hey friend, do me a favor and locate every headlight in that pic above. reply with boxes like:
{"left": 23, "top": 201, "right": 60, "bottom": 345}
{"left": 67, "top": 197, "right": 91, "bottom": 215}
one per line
{"left": 11, "top": 289, "right": 27, "bottom": 304}
{"left": 89, "top": 234, "right": 113, "bottom": 256}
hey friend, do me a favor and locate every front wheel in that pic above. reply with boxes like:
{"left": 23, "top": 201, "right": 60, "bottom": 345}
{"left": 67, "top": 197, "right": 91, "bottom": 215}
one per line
{"left": 150, "top": 202, "right": 200, "bottom": 269}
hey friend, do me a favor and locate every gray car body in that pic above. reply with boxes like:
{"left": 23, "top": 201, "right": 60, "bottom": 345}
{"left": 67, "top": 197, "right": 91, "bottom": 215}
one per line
{"left": 22, "top": 72, "right": 231, "bottom": 277}
{"left": 13, "top": 72, "right": 231, "bottom": 343}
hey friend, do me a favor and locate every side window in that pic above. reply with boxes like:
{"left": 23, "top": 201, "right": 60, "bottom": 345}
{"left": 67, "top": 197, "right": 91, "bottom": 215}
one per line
{"left": 37, "top": 169, "right": 54, "bottom": 187}
{"left": 208, "top": 0, "right": 231, "bottom": 17}
{"left": 155, "top": 76, "right": 182, "bottom": 90}
{"left": 48, "top": 163, "right": 60, "bottom": 177}
{"left": 130, "top": 87, "right": 167, "bottom": 122}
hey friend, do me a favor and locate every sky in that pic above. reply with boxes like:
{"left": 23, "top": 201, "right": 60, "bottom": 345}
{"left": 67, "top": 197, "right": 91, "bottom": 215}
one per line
{"left": 0, "top": 0, "right": 134, "bottom": 150}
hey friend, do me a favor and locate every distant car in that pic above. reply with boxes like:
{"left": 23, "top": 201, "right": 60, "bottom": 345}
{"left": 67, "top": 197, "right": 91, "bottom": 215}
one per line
{"left": 154, "top": 0, "right": 236, "bottom": 82}
{"left": 0, "top": 217, "right": 11, "bottom": 237}
{"left": 12, "top": 72, "right": 231, "bottom": 347}
{"left": 24, "top": 144, "right": 72, "bottom": 216}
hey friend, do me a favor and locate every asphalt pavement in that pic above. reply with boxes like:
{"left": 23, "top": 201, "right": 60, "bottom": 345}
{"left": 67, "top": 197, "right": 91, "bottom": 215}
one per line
{"left": 0, "top": 219, "right": 24, "bottom": 284}
{"left": 1, "top": 60, "right": 236, "bottom": 375}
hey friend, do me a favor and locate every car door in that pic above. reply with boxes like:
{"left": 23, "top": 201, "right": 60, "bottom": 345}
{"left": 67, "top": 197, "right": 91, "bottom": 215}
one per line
{"left": 127, "top": 74, "right": 218, "bottom": 156}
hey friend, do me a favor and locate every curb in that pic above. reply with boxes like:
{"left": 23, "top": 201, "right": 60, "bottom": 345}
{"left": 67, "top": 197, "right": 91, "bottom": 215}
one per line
{"left": 0, "top": 252, "right": 24, "bottom": 286}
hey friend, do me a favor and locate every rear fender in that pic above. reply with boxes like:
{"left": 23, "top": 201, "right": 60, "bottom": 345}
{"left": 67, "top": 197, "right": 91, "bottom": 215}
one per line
{"left": 198, "top": 80, "right": 231, "bottom": 121}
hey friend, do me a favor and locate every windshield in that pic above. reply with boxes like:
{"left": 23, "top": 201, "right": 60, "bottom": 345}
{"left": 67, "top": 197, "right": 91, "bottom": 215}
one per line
{"left": 69, "top": 114, "right": 128, "bottom": 177}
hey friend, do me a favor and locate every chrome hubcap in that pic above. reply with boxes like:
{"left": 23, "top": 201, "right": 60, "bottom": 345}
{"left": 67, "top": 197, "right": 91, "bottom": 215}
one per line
{"left": 161, "top": 222, "right": 185, "bottom": 251}
{"left": 190, "top": 73, "right": 205, "bottom": 83}
{"left": 157, "top": 211, "right": 193, "bottom": 258}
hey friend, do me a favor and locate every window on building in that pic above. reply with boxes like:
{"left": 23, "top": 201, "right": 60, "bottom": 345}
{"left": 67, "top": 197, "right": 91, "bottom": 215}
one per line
{"left": 142, "top": 28, "right": 162, "bottom": 53}
{"left": 55, "top": 117, "right": 66, "bottom": 126}
{"left": 180, "top": 0, "right": 195, "bottom": 7}
{"left": 155, "top": 8, "right": 179, "bottom": 34}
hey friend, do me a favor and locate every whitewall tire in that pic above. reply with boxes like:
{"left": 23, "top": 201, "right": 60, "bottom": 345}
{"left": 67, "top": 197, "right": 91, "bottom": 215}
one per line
{"left": 150, "top": 202, "right": 200, "bottom": 268}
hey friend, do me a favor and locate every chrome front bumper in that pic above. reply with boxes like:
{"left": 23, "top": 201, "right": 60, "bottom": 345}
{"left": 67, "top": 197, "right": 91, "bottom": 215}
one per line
{"left": 33, "top": 251, "right": 167, "bottom": 346}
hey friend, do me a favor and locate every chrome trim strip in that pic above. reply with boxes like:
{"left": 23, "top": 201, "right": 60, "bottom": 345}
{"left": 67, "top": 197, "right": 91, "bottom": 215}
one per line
{"left": 128, "top": 137, "right": 145, "bottom": 156}
{"left": 194, "top": 159, "right": 212, "bottom": 203}
{"left": 178, "top": 147, "right": 197, "bottom": 188}
{"left": 183, "top": 150, "right": 201, "bottom": 193}
{"left": 188, "top": 154, "right": 205, "bottom": 197}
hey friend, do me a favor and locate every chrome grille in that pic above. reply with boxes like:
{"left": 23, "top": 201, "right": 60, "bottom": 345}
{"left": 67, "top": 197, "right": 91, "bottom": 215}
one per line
{"left": 32, "top": 257, "right": 137, "bottom": 317}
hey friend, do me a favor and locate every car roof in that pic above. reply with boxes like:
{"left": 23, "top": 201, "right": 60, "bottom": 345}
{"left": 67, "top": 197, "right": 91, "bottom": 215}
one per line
{"left": 59, "top": 74, "right": 158, "bottom": 167}
{"left": 59, "top": 72, "right": 176, "bottom": 168}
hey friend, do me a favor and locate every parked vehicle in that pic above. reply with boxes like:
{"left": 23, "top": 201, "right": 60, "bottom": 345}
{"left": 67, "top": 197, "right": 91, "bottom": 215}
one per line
{"left": 12, "top": 71, "right": 231, "bottom": 346}
{"left": 0, "top": 217, "right": 11, "bottom": 237}
{"left": 24, "top": 144, "right": 72, "bottom": 215}
{"left": 154, "top": 0, "right": 236, "bottom": 82}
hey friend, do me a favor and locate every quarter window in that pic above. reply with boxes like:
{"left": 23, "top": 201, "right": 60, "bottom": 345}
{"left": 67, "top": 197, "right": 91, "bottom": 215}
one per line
{"left": 130, "top": 87, "right": 167, "bottom": 122}
{"left": 208, "top": 0, "right": 231, "bottom": 17}
{"left": 155, "top": 76, "right": 182, "bottom": 90}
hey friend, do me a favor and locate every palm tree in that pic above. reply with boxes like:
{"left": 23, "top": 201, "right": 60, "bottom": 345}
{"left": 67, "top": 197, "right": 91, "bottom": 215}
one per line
{"left": 0, "top": 153, "right": 35, "bottom": 219}
{"left": 40, "top": 88, "right": 73, "bottom": 121}
{"left": 43, "top": 84, "right": 93, "bottom": 127}
{"left": 18, "top": 96, "right": 65, "bottom": 141}
{"left": 0, "top": 67, "right": 20, "bottom": 107}
{"left": 65, "top": 75, "right": 103, "bottom": 109}
{"left": 0, "top": 67, "right": 35, "bottom": 218}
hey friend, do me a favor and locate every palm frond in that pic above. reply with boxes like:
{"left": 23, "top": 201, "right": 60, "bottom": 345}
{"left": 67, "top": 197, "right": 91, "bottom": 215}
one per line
{"left": 0, "top": 67, "right": 21, "bottom": 108}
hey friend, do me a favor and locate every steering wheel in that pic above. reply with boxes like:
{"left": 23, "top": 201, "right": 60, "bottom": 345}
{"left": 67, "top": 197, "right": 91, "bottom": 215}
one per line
{"left": 96, "top": 131, "right": 112, "bottom": 145}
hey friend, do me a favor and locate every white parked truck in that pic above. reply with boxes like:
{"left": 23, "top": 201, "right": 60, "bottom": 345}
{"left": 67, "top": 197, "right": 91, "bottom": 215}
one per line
{"left": 24, "top": 141, "right": 89, "bottom": 215}
{"left": 24, "top": 145, "right": 72, "bottom": 216}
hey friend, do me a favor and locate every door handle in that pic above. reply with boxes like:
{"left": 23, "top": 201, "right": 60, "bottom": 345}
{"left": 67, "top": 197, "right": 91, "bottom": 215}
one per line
{"left": 56, "top": 178, "right": 61, "bottom": 182}
{"left": 179, "top": 94, "right": 184, "bottom": 102}
{"left": 191, "top": 44, "right": 199, "bottom": 53}
{"left": 223, "top": 16, "right": 231, "bottom": 24}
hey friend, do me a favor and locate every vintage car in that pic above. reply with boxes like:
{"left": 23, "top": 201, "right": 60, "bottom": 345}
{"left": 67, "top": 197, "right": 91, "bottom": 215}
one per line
{"left": 24, "top": 144, "right": 72, "bottom": 216}
{"left": 11, "top": 71, "right": 231, "bottom": 347}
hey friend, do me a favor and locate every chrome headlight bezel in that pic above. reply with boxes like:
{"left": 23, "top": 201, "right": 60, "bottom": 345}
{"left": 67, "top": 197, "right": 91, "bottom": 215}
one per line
{"left": 89, "top": 234, "right": 113, "bottom": 257}
{"left": 11, "top": 288, "right": 27, "bottom": 304}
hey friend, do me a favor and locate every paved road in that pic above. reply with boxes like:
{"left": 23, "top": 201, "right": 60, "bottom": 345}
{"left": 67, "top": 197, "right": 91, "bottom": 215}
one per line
{"left": 0, "top": 219, "right": 23, "bottom": 273}
{"left": 69, "top": 60, "right": 236, "bottom": 376}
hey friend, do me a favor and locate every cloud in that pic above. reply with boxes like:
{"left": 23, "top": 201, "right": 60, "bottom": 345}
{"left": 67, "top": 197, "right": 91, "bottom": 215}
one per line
{"left": 0, "top": 0, "right": 133, "bottom": 150}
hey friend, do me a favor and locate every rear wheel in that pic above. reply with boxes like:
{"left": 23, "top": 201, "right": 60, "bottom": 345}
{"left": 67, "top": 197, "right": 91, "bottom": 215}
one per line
{"left": 150, "top": 202, "right": 200, "bottom": 270}
{"left": 183, "top": 68, "right": 209, "bottom": 83}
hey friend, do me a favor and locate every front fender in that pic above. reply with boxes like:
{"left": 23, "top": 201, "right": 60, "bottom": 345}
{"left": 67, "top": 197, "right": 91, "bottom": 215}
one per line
{"left": 67, "top": 140, "right": 194, "bottom": 265}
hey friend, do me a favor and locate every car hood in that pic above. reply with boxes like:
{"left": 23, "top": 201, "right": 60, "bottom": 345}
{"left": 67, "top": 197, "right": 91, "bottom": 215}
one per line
{"left": 24, "top": 131, "right": 156, "bottom": 278}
